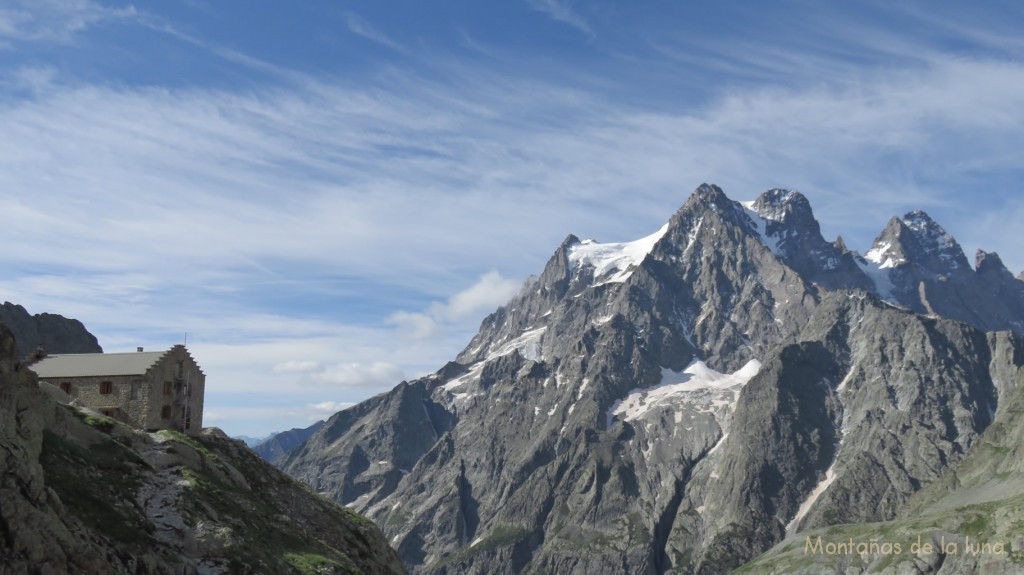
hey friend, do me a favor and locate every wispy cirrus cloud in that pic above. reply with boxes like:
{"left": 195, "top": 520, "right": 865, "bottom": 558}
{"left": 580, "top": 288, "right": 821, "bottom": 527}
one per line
{"left": 4, "top": 3, "right": 1024, "bottom": 437}
{"left": 525, "top": 0, "right": 593, "bottom": 37}
{"left": 344, "top": 12, "right": 407, "bottom": 53}
{"left": 0, "top": 0, "right": 135, "bottom": 45}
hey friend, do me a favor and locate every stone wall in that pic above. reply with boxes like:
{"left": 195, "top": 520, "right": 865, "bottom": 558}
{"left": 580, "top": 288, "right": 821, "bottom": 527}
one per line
{"left": 39, "top": 345, "right": 206, "bottom": 435}
{"left": 48, "top": 375, "right": 149, "bottom": 426}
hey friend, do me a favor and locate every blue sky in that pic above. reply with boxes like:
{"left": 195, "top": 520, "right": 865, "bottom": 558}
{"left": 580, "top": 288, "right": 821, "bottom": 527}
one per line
{"left": 2, "top": 1, "right": 1023, "bottom": 437}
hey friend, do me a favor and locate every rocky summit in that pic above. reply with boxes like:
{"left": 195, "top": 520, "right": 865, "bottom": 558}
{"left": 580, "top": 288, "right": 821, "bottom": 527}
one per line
{"left": 0, "top": 321, "right": 407, "bottom": 575}
{"left": 281, "top": 184, "right": 1024, "bottom": 574}
{"left": 0, "top": 301, "right": 102, "bottom": 358}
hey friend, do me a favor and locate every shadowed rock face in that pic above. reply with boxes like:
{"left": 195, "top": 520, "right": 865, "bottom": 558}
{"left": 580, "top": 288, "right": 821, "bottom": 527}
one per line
{"left": 281, "top": 184, "right": 1024, "bottom": 574}
{"left": 0, "top": 323, "right": 406, "bottom": 575}
{"left": 0, "top": 301, "right": 103, "bottom": 358}
{"left": 253, "top": 420, "right": 325, "bottom": 463}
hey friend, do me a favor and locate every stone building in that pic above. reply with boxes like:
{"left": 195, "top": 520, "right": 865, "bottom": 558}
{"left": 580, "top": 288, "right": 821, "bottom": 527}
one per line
{"left": 29, "top": 345, "right": 205, "bottom": 435}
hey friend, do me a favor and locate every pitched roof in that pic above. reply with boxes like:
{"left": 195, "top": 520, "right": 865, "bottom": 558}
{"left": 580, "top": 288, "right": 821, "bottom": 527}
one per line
{"left": 30, "top": 350, "right": 169, "bottom": 378}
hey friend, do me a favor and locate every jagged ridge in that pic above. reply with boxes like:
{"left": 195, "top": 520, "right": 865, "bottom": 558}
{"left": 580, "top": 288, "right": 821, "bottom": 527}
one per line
{"left": 281, "top": 184, "right": 1024, "bottom": 575}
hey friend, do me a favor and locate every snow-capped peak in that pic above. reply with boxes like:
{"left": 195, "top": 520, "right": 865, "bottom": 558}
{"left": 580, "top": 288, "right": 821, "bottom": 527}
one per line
{"left": 899, "top": 210, "right": 965, "bottom": 269}
{"left": 568, "top": 223, "right": 669, "bottom": 286}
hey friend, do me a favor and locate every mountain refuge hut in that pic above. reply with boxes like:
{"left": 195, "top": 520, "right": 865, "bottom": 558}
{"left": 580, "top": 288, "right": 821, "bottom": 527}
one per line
{"left": 28, "top": 344, "right": 205, "bottom": 435}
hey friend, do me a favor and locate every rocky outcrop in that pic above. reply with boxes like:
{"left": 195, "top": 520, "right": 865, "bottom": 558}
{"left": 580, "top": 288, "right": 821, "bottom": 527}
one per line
{"left": 281, "top": 184, "right": 1024, "bottom": 574}
{"left": 0, "top": 323, "right": 406, "bottom": 575}
{"left": 737, "top": 331, "right": 1024, "bottom": 574}
{"left": 0, "top": 301, "right": 102, "bottom": 358}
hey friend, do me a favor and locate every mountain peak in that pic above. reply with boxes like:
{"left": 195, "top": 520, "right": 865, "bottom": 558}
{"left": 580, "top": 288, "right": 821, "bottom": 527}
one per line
{"left": 975, "top": 250, "right": 1010, "bottom": 275}
{"left": 899, "top": 210, "right": 970, "bottom": 271}
{"left": 865, "top": 211, "right": 969, "bottom": 273}
{"left": 748, "top": 188, "right": 812, "bottom": 223}
{"left": 683, "top": 183, "right": 731, "bottom": 213}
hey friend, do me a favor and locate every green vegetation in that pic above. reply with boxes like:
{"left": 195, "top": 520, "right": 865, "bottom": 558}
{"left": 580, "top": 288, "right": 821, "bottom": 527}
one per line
{"left": 959, "top": 513, "right": 991, "bottom": 538}
{"left": 40, "top": 430, "right": 153, "bottom": 548}
{"left": 175, "top": 447, "right": 370, "bottom": 575}
{"left": 283, "top": 552, "right": 360, "bottom": 575}
{"left": 64, "top": 404, "right": 118, "bottom": 433}
{"left": 83, "top": 414, "right": 117, "bottom": 433}
{"left": 386, "top": 508, "right": 410, "bottom": 526}
{"left": 159, "top": 429, "right": 219, "bottom": 462}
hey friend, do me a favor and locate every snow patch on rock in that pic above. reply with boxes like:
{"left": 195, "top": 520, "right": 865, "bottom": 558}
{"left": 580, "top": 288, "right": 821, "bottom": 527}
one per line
{"left": 569, "top": 223, "right": 669, "bottom": 286}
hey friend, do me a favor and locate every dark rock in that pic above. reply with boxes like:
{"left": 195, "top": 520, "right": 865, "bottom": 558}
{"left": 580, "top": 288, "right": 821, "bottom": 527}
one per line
{"left": 0, "top": 301, "right": 102, "bottom": 358}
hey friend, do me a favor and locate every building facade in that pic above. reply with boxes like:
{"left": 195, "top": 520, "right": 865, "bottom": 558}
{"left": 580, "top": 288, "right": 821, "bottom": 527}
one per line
{"left": 29, "top": 345, "right": 205, "bottom": 435}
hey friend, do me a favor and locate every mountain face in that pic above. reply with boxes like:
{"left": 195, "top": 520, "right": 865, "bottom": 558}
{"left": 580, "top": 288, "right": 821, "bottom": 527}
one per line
{"left": 738, "top": 331, "right": 1024, "bottom": 574}
{"left": 0, "top": 323, "right": 406, "bottom": 575}
{"left": 253, "top": 421, "right": 325, "bottom": 463}
{"left": 281, "top": 184, "right": 1024, "bottom": 574}
{"left": 856, "top": 212, "right": 1024, "bottom": 334}
{"left": 0, "top": 301, "right": 103, "bottom": 358}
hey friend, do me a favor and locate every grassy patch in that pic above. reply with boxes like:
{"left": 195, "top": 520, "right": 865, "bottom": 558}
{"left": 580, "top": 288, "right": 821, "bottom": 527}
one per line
{"left": 958, "top": 514, "right": 991, "bottom": 538}
{"left": 65, "top": 404, "right": 119, "bottom": 434}
{"left": 386, "top": 508, "right": 409, "bottom": 526}
{"left": 40, "top": 431, "right": 153, "bottom": 548}
{"left": 283, "top": 552, "right": 360, "bottom": 575}
{"left": 177, "top": 463, "right": 369, "bottom": 574}
{"left": 83, "top": 414, "right": 117, "bottom": 433}
{"left": 159, "top": 429, "right": 219, "bottom": 462}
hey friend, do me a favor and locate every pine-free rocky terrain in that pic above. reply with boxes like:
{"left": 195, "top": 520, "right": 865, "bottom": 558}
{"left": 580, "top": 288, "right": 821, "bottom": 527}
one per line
{"left": 280, "top": 185, "right": 1024, "bottom": 574}
{"left": 0, "top": 318, "right": 406, "bottom": 574}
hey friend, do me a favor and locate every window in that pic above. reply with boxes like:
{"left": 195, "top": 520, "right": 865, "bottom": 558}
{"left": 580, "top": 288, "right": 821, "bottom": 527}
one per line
{"left": 59, "top": 382, "right": 71, "bottom": 394}
{"left": 161, "top": 405, "right": 171, "bottom": 419}
{"left": 163, "top": 381, "right": 172, "bottom": 397}
{"left": 130, "top": 381, "right": 141, "bottom": 400}
{"left": 99, "top": 381, "right": 112, "bottom": 394}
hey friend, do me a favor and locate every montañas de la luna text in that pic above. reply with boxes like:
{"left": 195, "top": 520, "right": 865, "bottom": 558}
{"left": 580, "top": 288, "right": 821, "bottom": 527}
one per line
{"left": 804, "top": 535, "right": 1008, "bottom": 557}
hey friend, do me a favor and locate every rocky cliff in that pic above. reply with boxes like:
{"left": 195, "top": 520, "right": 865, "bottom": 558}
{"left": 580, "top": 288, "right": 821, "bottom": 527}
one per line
{"left": 281, "top": 184, "right": 1024, "bottom": 574}
{"left": 0, "top": 323, "right": 406, "bottom": 575}
{"left": 737, "top": 331, "right": 1024, "bottom": 574}
{"left": 254, "top": 421, "right": 325, "bottom": 463}
{"left": 0, "top": 301, "right": 102, "bottom": 358}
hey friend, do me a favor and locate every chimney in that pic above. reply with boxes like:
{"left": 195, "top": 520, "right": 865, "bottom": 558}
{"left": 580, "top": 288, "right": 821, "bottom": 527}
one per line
{"left": 137, "top": 347, "right": 144, "bottom": 352}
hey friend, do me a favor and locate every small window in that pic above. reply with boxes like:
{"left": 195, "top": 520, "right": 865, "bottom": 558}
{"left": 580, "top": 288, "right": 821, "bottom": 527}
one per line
{"left": 59, "top": 382, "right": 71, "bottom": 394}
{"left": 130, "top": 381, "right": 141, "bottom": 400}
{"left": 163, "top": 381, "right": 172, "bottom": 397}
{"left": 99, "top": 381, "right": 112, "bottom": 394}
{"left": 161, "top": 405, "right": 171, "bottom": 419}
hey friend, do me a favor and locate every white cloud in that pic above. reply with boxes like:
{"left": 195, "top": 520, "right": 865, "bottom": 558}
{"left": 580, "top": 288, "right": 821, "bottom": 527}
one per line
{"left": 388, "top": 271, "right": 522, "bottom": 341}
{"left": 0, "top": 0, "right": 136, "bottom": 44}
{"left": 525, "top": 0, "right": 593, "bottom": 37}
{"left": 311, "top": 362, "right": 406, "bottom": 388}
{"left": 201, "top": 401, "right": 353, "bottom": 437}
{"left": 272, "top": 360, "right": 323, "bottom": 374}
{"left": 344, "top": 12, "right": 406, "bottom": 53}
{"left": 5, "top": 65, "right": 57, "bottom": 93}
{"left": 307, "top": 401, "right": 355, "bottom": 416}
{"left": 438, "top": 270, "right": 522, "bottom": 321}
{"left": 5, "top": 9, "right": 1024, "bottom": 439}
{"left": 387, "top": 310, "right": 439, "bottom": 340}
